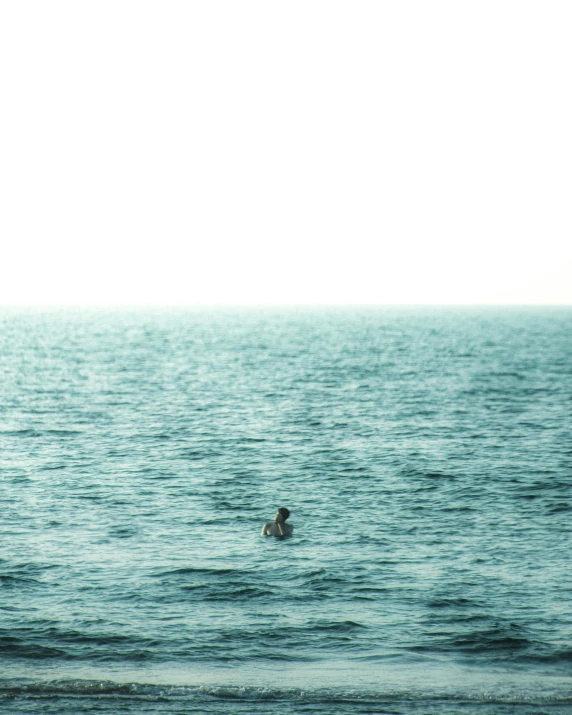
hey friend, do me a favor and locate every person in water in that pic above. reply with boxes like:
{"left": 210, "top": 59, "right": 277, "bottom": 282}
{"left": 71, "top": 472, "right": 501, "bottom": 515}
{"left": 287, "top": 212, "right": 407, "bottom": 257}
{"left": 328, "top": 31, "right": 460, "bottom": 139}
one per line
{"left": 261, "top": 507, "right": 293, "bottom": 537}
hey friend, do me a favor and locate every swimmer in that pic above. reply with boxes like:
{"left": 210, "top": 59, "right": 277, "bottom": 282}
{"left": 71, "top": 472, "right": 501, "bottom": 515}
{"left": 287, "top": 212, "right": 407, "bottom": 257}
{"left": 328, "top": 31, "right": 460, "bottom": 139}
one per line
{"left": 261, "top": 507, "right": 293, "bottom": 537}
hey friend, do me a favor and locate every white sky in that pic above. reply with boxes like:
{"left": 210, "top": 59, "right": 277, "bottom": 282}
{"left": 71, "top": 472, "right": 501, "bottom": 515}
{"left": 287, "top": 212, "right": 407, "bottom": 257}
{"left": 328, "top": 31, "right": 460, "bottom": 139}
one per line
{"left": 1, "top": 1, "right": 571, "bottom": 306}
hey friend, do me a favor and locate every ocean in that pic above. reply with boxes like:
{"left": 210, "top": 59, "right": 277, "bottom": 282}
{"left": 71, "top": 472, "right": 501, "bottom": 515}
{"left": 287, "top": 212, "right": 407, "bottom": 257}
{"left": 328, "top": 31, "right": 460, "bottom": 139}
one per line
{"left": 1, "top": 307, "right": 571, "bottom": 714}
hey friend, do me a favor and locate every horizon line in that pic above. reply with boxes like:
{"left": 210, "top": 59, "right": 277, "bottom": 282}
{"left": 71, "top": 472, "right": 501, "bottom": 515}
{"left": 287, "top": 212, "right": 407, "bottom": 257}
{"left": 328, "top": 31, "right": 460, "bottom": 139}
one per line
{"left": 1, "top": 303, "right": 571, "bottom": 311}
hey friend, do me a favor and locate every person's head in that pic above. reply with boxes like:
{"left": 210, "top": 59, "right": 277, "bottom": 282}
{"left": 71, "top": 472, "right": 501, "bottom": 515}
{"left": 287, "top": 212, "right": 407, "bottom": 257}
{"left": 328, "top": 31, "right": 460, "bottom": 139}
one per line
{"left": 275, "top": 507, "right": 290, "bottom": 523}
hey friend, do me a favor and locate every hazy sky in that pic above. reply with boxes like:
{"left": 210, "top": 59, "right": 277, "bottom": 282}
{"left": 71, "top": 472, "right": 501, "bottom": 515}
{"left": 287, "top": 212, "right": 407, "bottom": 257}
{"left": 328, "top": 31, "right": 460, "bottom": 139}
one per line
{"left": 1, "top": 2, "right": 570, "bottom": 306}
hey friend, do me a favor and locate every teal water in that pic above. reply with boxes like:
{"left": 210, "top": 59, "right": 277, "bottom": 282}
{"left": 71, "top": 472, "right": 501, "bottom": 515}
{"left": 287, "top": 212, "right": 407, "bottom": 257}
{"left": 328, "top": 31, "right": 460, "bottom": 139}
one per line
{"left": 1, "top": 307, "right": 571, "bottom": 713}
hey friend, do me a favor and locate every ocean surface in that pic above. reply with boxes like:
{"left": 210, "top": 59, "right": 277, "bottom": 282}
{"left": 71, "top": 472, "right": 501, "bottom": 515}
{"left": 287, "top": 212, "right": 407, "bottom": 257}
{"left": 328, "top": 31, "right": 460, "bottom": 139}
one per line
{"left": 1, "top": 307, "right": 571, "bottom": 714}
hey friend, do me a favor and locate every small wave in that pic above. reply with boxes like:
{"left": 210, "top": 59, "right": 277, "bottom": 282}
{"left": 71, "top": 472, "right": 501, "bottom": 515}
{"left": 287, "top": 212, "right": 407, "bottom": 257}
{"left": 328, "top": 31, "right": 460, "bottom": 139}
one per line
{"left": 44, "top": 429, "right": 83, "bottom": 436}
{"left": 0, "top": 429, "right": 42, "bottom": 437}
{"left": 152, "top": 567, "right": 238, "bottom": 578}
{"left": 0, "top": 575, "right": 41, "bottom": 589}
{"left": 108, "top": 526, "right": 138, "bottom": 538}
{"left": 442, "top": 504, "right": 476, "bottom": 512}
{"left": 547, "top": 502, "right": 571, "bottom": 513}
{"left": 427, "top": 597, "right": 476, "bottom": 609}
{"left": 180, "top": 584, "right": 268, "bottom": 601}
{"left": 306, "top": 620, "right": 367, "bottom": 633}
{"left": 0, "top": 638, "right": 67, "bottom": 659}
{"left": 452, "top": 634, "right": 531, "bottom": 652}
{"left": 0, "top": 428, "right": 81, "bottom": 437}
{"left": 0, "top": 678, "right": 571, "bottom": 707}
{"left": 524, "top": 648, "right": 572, "bottom": 664}
{"left": 177, "top": 449, "right": 206, "bottom": 458}
{"left": 424, "top": 625, "right": 537, "bottom": 657}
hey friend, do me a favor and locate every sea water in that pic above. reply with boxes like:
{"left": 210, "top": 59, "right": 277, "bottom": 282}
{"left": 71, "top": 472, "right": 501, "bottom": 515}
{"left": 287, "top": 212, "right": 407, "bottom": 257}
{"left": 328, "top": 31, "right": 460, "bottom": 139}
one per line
{"left": 1, "top": 307, "right": 571, "bottom": 714}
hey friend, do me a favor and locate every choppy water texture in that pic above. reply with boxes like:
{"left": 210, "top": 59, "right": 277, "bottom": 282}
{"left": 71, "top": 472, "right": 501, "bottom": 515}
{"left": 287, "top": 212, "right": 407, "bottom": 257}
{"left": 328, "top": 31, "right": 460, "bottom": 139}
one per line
{"left": 1, "top": 307, "right": 571, "bottom": 714}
